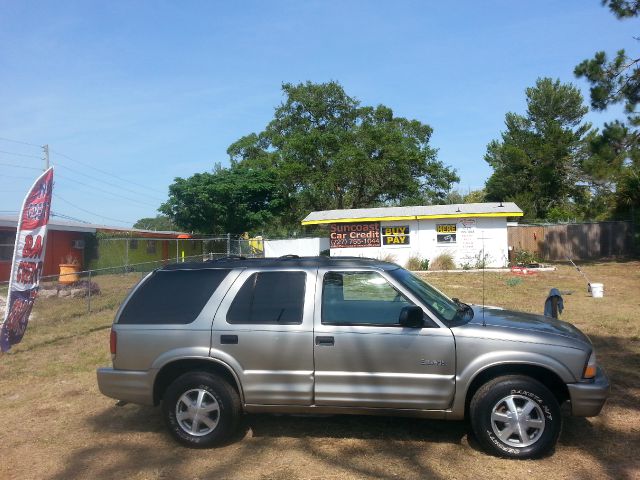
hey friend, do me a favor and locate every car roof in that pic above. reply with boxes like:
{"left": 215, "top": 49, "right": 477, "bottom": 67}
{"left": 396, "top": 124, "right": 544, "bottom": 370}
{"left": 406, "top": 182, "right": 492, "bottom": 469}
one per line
{"left": 160, "top": 256, "right": 400, "bottom": 271}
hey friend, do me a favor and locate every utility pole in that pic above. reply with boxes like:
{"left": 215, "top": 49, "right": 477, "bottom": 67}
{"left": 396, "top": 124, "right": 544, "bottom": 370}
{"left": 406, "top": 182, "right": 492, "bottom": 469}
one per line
{"left": 42, "top": 144, "right": 49, "bottom": 171}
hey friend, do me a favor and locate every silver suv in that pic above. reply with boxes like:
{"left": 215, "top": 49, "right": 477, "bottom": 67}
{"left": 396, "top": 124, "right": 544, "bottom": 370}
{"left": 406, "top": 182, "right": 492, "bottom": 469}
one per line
{"left": 97, "top": 256, "right": 609, "bottom": 459}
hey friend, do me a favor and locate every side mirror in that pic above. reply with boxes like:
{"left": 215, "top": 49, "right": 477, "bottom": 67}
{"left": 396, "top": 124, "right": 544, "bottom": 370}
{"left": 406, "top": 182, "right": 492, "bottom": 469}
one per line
{"left": 399, "top": 306, "right": 424, "bottom": 328}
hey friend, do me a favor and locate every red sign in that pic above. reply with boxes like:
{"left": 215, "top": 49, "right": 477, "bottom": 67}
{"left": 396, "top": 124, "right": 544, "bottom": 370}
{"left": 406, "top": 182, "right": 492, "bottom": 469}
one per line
{"left": 1, "top": 167, "right": 54, "bottom": 352}
{"left": 330, "top": 222, "right": 381, "bottom": 248}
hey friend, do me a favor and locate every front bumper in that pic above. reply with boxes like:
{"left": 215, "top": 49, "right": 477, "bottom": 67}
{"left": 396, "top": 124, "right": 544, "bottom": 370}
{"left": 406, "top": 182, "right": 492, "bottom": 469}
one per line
{"left": 567, "top": 366, "right": 610, "bottom": 417}
{"left": 96, "top": 367, "right": 155, "bottom": 406}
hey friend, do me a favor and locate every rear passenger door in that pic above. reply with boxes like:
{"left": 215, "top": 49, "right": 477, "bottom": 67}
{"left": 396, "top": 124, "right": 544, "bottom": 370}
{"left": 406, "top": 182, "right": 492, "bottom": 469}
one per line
{"left": 212, "top": 268, "right": 315, "bottom": 406}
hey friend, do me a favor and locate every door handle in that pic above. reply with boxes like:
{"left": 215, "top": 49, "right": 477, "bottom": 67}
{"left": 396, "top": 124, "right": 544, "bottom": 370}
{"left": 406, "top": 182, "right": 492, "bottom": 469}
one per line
{"left": 220, "top": 335, "right": 238, "bottom": 344}
{"left": 315, "top": 336, "right": 334, "bottom": 346}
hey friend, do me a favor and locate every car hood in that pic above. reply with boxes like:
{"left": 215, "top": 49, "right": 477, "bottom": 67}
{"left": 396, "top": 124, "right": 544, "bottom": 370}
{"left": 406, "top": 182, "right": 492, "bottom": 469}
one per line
{"left": 464, "top": 305, "right": 592, "bottom": 346}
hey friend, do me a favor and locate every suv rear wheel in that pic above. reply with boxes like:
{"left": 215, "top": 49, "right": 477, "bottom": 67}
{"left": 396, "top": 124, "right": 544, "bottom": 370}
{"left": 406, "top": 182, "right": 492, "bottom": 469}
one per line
{"left": 162, "top": 372, "right": 241, "bottom": 447}
{"left": 469, "top": 375, "right": 561, "bottom": 459}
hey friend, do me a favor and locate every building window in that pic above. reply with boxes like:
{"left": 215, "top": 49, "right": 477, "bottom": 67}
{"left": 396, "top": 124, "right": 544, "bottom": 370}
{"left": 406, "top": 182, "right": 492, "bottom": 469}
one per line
{"left": 147, "top": 240, "right": 157, "bottom": 254}
{"left": 129, "top": 239, "right": 138, "bottom": 249}
{"left": 0, "top": 231, "right": 16, "bottom": 261}
{"left": 436, "top": 224, "right": 457, "bottom": 244}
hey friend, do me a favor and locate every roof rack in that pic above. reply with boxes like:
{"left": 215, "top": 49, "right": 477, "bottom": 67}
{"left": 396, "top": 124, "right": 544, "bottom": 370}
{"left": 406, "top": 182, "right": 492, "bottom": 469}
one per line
{"left": 205, "top": 255, "right": 247, "bottom": 262}
{"left": 161, "top": 256, "right": 399, "bottom": 271}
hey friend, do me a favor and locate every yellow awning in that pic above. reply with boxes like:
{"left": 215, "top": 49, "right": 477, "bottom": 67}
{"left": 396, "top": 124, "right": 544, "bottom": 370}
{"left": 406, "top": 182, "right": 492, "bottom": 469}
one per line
{"left": 301, "top": 211, "right": 523, "bottom": 225}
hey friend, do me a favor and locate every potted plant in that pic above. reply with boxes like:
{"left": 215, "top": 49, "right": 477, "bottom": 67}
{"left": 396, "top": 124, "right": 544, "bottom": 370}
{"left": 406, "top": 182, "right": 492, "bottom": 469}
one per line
{"left": 59, "top": 254, "right": 81, "bottom": 285}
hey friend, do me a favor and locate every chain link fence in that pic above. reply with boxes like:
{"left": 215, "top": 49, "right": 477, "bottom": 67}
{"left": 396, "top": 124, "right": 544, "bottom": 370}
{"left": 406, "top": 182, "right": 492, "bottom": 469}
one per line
{"left": 0, "top": 236, "right": 264, "bottom": 319}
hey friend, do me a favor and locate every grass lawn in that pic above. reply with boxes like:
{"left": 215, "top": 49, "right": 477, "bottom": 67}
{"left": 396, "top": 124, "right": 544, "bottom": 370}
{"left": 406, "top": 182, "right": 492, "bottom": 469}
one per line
{"left": 0, "top": 262, "right": 638, "bottom": 480}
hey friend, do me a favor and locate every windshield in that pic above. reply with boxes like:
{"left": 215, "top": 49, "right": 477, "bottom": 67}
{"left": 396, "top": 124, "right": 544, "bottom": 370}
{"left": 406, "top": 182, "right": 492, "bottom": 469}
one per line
{"left": 389, "top": 268, "right": 472, "bottom": 323}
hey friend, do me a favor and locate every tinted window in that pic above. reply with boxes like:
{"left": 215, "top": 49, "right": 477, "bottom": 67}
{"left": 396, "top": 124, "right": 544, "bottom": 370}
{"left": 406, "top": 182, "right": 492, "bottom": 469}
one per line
{"left": 227, "top": 272, "right": 306, "bottom": 324}
{"left": 118, "top": 269, "right": 230, "bottom": 324}
{"left": 322, "top": 271, "right": 413, "bottom": 326}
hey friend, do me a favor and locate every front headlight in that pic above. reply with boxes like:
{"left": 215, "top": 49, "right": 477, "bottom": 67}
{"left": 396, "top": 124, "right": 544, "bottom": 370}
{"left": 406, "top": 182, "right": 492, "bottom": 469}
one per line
{"left": 583, "top": 351, "right": 597, "bottom": 379}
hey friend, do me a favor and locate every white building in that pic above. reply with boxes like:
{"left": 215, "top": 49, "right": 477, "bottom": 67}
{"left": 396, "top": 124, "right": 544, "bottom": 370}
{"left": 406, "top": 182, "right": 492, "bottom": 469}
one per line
{"left": 264, "top": 237, "right": 330, "bottom": 258}
{"left": 301, "top": 203, "right": 523, "bottom": 268}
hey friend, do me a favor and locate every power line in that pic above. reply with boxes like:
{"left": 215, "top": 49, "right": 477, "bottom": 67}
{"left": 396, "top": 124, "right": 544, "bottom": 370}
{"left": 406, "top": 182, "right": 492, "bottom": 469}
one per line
{"left": 51, "top": 149, "right": 167, "bottom": 195}
{"left": 0, "top": 161, "right": 42, "bottom": 171}
{"left": 51, "top": 211, "right": 91, "bottom": 224}
{"left": 1, "top": 159, "right": 165, "bottom": 207}
{"left": 0, "top": 149, "right": 42, "bottom": 159}
{"left": 53, "top": 193, "right": 135, "bottom": 225}
{"left": 0, "top": 174, "right": 36, "bottom": 180}
{"left": 55, "top": 173, "right": 159, "bottom": 208}
{"left": 53, "top": 163, "right": 165, "bottom": 202}
{"left": 0, "top": 136, "right": 42, "bottom": 148}
{"left": 0, "top": 135, "right": 168, "bottom": 200}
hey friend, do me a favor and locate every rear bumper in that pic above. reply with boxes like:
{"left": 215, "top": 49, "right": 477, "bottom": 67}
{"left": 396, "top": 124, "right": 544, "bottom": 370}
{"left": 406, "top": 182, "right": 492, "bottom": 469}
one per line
{"left": 567, "top": 367, "right": 610, "bottom": 417}
{"left": 96, "top": 367, "right": 155, "bottom": 406}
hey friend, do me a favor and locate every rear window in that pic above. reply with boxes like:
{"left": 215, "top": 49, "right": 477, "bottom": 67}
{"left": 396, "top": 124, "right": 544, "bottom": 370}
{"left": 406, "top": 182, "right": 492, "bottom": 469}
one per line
{"left": 118, "top": 269, "right": 230, "bottom": 324}
{"left": 227, "top": 272, "right": 306, "bottom": 324}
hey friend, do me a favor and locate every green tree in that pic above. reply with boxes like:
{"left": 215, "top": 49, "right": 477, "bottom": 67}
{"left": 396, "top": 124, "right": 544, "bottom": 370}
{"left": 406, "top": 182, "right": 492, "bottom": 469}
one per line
{"left": 484, "top": 78, "right": 591, "bottom": 220}
{"left": 133, "top": 215, "right": 178, "bottom": 231}
{"left": 577, "top": 121, "right": 639, "bottom": 219}
{"left": 441, "top": 188, "right": 486, "bottom": 204}
{"left": 228, "top": 81, "right": 458, "bottom": 224}
{"left": 575, "top": 1, "right": 640, "bottom": 124}
{"left": 159, "top": 166, "right": 286, "bottom": 234}
{"left": 574, "top": 1, "right": 640, "bottom": 220}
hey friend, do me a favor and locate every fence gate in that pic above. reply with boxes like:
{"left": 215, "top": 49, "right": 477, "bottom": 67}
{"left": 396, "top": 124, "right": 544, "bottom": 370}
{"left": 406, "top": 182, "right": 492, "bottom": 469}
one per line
{"left": 507, "top": 225, "right": 544, "bottom": 260}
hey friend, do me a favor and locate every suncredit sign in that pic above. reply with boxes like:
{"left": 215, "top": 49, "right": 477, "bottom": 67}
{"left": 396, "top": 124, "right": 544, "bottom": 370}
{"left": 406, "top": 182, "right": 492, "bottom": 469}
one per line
{"left": 329, "top": 222, "right": 381, "bottom": 248}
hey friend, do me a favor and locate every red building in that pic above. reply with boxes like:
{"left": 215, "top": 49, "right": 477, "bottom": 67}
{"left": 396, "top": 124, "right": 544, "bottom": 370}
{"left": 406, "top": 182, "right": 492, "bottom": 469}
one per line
{"left": 0, "top": 215, "right": 189, "bottom": 282}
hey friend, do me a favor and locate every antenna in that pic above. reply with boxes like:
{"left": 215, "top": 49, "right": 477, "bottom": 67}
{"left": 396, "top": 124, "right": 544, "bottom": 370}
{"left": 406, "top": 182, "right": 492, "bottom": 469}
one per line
{"left": 482, "top": 230, "right": 486, "bottom": 327}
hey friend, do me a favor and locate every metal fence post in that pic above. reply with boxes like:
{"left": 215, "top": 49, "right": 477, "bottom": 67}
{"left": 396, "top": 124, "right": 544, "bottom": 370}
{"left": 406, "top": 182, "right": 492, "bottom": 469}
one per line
{"left": 87, "top": 270, "right": 92, "bottom": 314}
{"left": 176, "top": 239, "right": 179, "bottom": 263}
{"left": 125, "top": 238, "right": 129, "bottom": 273}
{"left": 227, "top": 233, "right": 231, "bottom": 255}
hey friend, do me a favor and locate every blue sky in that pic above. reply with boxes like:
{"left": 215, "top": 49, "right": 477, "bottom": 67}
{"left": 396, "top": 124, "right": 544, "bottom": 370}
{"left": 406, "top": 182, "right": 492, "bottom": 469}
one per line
{"left": 0, "top": 0, "right": 637, "bottom": 226}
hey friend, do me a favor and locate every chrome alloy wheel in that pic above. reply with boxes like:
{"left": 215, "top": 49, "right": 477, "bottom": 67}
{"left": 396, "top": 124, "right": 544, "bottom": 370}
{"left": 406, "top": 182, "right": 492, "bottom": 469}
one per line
{"left": 175, "top": 388, "right": 220, "bottom": 436}
{"left": 490, "top": 394, "right": 546, "bottom": 447}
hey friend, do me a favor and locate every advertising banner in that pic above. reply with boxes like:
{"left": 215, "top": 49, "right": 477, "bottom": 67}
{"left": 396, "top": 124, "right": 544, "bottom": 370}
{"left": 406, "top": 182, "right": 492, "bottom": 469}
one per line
{"left": 330, "top": 222, "right": 380, "bottom": 248}
{"left": 1, "top": 167, "right": 54, "bottom": 352}
{"left": 436, "top": 223, "right": 457, "bottom": 244}
{"left": 457, "top": 218, "right": 477, "bottom": 261}
{"left": 381, "top": 225, "right": 410, "bottom": 246}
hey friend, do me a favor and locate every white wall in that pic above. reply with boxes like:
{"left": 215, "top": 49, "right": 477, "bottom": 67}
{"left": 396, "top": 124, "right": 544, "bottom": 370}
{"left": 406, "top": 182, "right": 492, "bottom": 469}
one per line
{"left": 264, "top": 237, "right": 330, "bottom": 258}
{"left": 329, "top": 217, "right": 508, "bottom": 268}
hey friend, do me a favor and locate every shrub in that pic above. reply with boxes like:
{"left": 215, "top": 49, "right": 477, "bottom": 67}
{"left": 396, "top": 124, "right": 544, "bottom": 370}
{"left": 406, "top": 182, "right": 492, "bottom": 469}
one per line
{"left": 430, "top": 252, "right": 455, "bottom": 270}
{"left": 378, "top": 253, "right": 397, "bottom": 264}
{"left": 473, "top": 251, "right": 493, "bottom": 269}
{"left": 514, "top": 249, "right": 539, "bottom": 266}
{"left": 405, "top": 256, "right": 422, "bottom": 271}
{"left": 405, "top": 256, "right": 430, "bottom": 271}
{"left": 505, "top": 277, "right": 523, "bottom": 287}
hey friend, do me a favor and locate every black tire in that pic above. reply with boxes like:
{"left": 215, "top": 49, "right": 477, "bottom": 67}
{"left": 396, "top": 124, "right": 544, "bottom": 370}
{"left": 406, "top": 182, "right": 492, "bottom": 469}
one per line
{"left": 469, "top": 375, "right": 561, "bottom": 459}
{"left": 162, "top": 371, "right": 241, "bottom": 448}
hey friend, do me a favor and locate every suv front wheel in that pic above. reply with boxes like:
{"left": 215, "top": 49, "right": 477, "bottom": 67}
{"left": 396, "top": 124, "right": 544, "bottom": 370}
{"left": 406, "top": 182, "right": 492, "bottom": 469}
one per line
{"left": 162, "top": 372, "right": 241, "bottom": 447}
{"left": 469, "top": 375, "right": 561, "bottom": 459}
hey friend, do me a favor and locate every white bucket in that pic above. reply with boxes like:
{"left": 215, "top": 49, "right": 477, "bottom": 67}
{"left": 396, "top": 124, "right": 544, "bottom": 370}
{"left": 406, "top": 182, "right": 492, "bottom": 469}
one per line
{"left": 590, "top": 283, "right": 604, "bottom": 298}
